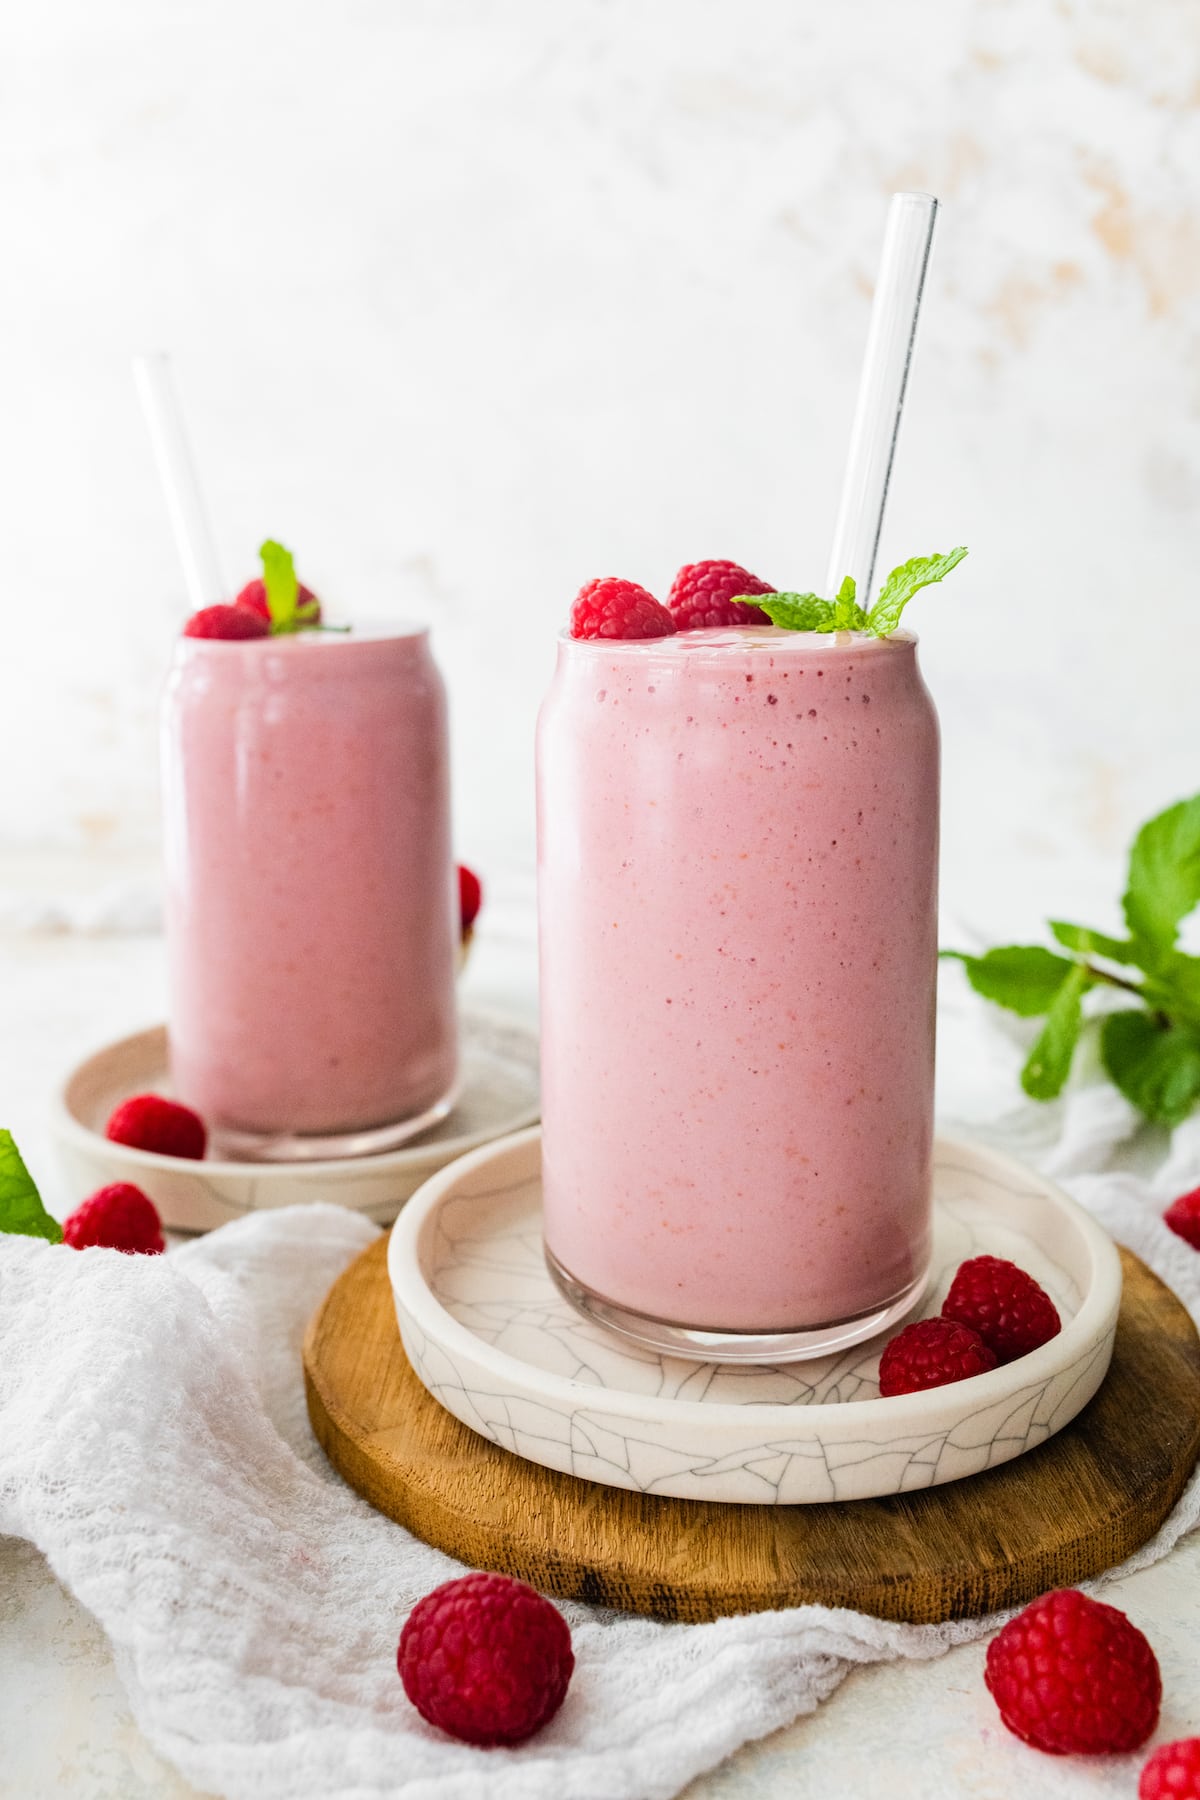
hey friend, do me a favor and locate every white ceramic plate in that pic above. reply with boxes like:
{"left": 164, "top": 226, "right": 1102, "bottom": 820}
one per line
{"left": 388, "top": 1127, "right": 1123, "bottom": 1505}
{"left": 51, "top": 1009, "right": 539, "bottom": 1231}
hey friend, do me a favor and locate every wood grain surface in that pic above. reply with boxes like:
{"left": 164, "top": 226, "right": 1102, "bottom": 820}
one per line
{"left": 303, "top": 1236, "right": 1200, "bottom": 1624}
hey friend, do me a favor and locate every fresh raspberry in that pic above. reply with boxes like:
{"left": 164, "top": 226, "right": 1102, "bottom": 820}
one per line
{"left": 569, "top": 577, "right": 676, "bottom": 641}
{"left": 666, "top": 559, "right": 774, "bottom": 629}
{"left": 398, "top": 1571, "right": 573, "bottom": 1746}
{"left": 105, "top": 1094, "right": 207, "bottom": 1161}
{"left": 1164, "top": 1185, "right": 1200, "bottom": 1251}
{"left": 183, "top": 604, "right": 270, "bottom": 641}
{"left": 458, "top": 864, "right": 483, "bottom": 935}
{"left": 236, "top": 576, "right": 320, "bottom": 625}
{"left": 1140, "top": 1738, "right": 1200, "bottom": 1798}
{"left": 63, "top": 1183, "right": 165, "bottom": 1254}
{"left": 940, "top": 1255, "right": 1062, "bottom": 1364}
{"left": 985, "top": 1589, "right": 1161, "bottom": 1755}
{"left": 877, "top": 1316, "right": 998, "bottom": 1396}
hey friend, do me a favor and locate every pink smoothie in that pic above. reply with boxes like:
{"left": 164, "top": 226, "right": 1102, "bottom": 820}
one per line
{"left": 537, "top": 626, "right": 939, "bottom": 1333}
{"left": 163, "top": 627, "right": 457, "bottom": 1139}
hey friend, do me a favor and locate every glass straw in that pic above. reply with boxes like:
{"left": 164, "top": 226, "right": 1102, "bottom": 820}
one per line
{"left": 133, "top": 352, "right": 227, "bottom": 613}
{"left": 824, "top": 192, "right": 939, "bottom": 606}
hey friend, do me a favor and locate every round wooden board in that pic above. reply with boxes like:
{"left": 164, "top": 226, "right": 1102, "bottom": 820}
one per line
{"left": 303, "top": 1235, "right": 1200, "bottom": 1625}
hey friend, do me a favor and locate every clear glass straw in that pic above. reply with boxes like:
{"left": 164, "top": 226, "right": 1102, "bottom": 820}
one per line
{"left": 824, "top": 192, "right": 939, "bottom": 606}
{"left": 133, "top": 352, "right": 227, "bottom": 613}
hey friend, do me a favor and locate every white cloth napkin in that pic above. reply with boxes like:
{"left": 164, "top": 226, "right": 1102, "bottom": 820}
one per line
{"left": 1, "top": 987, "right": 1198, "bottom": 1800}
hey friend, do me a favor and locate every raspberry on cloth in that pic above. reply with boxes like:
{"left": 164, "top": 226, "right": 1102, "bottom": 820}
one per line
{"left": 1140, "top": 1737, "right": 1200, "bottom": 1798}
{"left": 62, "top": 1183, "right": 165, "bottom": 1254}
{"left": 1165, "top": 1186, "right": 1200, "bottom": 1250}
{"left": 398, "top": 1571, "right": 573, "bottom": 1745}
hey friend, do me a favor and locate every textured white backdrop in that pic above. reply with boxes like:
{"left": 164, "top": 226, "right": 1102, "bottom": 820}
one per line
{"left": 4, "top": 0, "right": 1200, "bottom": 943}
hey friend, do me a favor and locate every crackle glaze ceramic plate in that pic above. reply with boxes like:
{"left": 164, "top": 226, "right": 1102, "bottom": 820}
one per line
{"left": 387, "top": 1127, "right": 1123, "bottom": 1505}
{"left": 52, "top": 1009, "right": 539, "bottom": 1231}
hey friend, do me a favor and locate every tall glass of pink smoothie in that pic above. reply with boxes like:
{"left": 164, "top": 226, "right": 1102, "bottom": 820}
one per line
{"left": 537, "top": 625, "right": 939, "bottom": 1360}
{"left": 163, "top": 627, "right": 458, "bottom": 1158}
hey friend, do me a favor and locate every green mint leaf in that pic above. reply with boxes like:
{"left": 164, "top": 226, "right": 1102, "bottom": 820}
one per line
{"left": 942, "top": 945, "right": 1081, "bottom": 1017}
{"left": 1048, "top": 920, "right": 1141, "bottom": 965}
{"left": 0, "top": 1130, "right": 62, "bottom": 1243}
{"left": 1021, "top": 963, "right": 1090, "bottom": 1100}
{"left": 832, "top": 576, "right": 867, "bottom": 632}
{"left": 865, "top": 546, "right": 968, "bottom": 639}
{"left": 1100, "top": 1011, "right": 1200, "bottom": 1126}
{"left": 1122, "top": 793, "right": 1200, "bottom": 954}
{"left": 260, "top": 539, "right": 300, "bottom": 633}
{"left": 1139, "top": 950, "right": 1200, "bottom": 1034}
{"left": 754, "top": 594, "right": 837, "bottom": 632}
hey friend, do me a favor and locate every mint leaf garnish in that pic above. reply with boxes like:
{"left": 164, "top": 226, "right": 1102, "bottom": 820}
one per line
{"left": 1100, "top": 1012, "right": 1200, "bottom": 1126}
{"left": 832, "top": 576, "right": 867, "bottom": 632}
{"left": 753, "top": 593, "right": 837, "bottom": 632}
{"left": 1123, "top": 794, "right": 1200, "bottom": 955}
{"left": 942, "top": 946, "right": 1081, "bottom": 1017}
{"left": 751, "top": 547, "right": 966, "bottom": 637}
{"left": 257, "top": 542, "right": 342, "bottom": 634}
{"left": 1021, "top": 963, "right": 1090, "bottom": 1100}
{"left": 947, "top": 788, "right": 1200, "bottom": 1126}
{"left": 0, "top": 1130, "right": 62, "bottom": 1243}
{"left": 1140, "top": 949, "right": 1200, "bottom": 1035}
{"left": 1048, "top": 921, "right": 1140, "bottom": 965}
{"left": 864, "top": 547, "right": 968, "bottom": 638}
{"left": 260, "top": 539, "right": 300, "bottom": 633}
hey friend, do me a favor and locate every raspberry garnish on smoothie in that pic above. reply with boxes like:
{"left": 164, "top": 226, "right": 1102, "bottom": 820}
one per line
{"left": 182, "top": 540, "right": 326, "bottom": 640}
{"left": 566, "top": 547, "right": 967, "bottom": 641}
{"left": 569, "top": 576, "right": 676, "bottom": 641}
{"left": 236, "top": 559, "right": 321, "bottom": 627}
{"left": 666, "top": 559, "right": 774, "bottom": 629}
{"left": 184, "top": 604, "right": 270, "bottom": 641}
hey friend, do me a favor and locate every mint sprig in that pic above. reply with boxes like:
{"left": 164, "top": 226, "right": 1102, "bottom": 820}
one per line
{"left": 0, "top": 1130, "right": 62, "bottom": 1243}
{"left": 745, "top": 546, "right": 966, "bottom": 639}
{"left": 945, "top": 789, "right": 1200, "bottom": 1124}
{"left": 259, "top": 539, "right": 321, "bottom": 635}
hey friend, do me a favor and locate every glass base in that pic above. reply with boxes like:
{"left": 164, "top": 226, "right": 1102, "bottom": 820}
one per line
{"left": 544, "top": 1244, "right": 930, "bottom": 1364}
{"left": 210, "top": 1079, "right": 459, "bottom": 1164}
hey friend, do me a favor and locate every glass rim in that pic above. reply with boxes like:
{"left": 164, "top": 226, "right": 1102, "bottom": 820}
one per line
{"left": 554, "top": 624, "right": 918, "bottom": 655}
